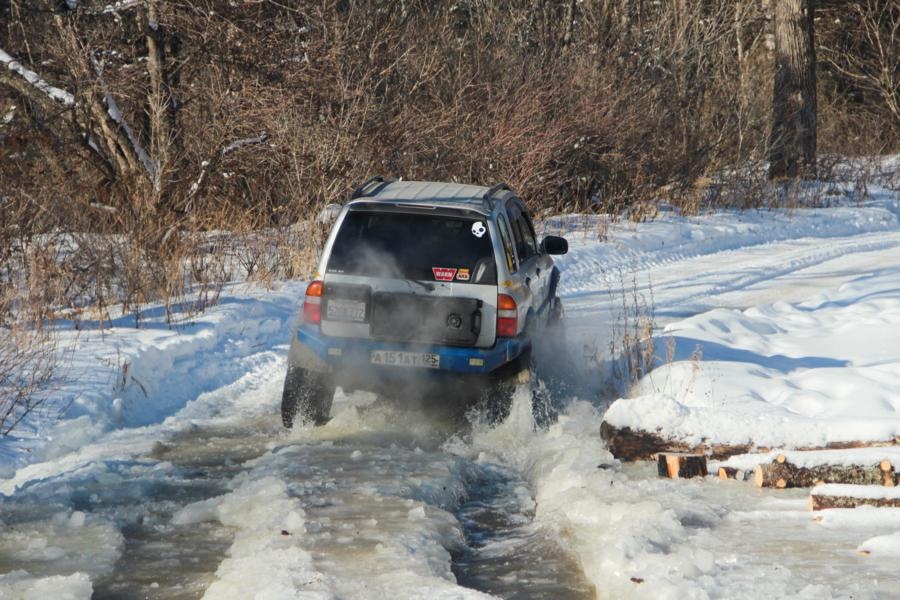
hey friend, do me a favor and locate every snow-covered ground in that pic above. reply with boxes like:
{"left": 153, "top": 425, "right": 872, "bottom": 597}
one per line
{"left": 2, "top": 167, "right": 900, "bottom": 599}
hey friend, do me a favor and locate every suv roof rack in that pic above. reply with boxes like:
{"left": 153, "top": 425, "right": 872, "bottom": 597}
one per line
{"left": 482, "top": 182, "right": 512, "bottom": 210}
{"left": 352, "top": 175, "right": 393, "bottom": 199}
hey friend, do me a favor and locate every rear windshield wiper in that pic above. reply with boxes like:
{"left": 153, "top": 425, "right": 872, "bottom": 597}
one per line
{"left": 404, "top": 278, "right": 435, "bottom": 292}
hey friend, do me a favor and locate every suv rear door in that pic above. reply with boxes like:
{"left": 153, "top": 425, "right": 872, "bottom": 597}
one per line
{"left": 320, "top": 208, "right": 500, "bottom": 348}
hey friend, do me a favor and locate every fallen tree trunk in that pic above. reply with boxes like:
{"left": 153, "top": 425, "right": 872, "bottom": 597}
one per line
{"left": 755, "top": 455, "right": 895, "bottom": 488}
{"left": 599, "top": 422, "right": 752, "bottom": 461}
{"left": 600, "top": 421, "right": 900, "bottom": 462}
{"left": 809, "top": 484, "right": 900, "bottom": 511}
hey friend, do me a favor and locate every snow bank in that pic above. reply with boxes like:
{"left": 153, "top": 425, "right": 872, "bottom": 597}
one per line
{"left": 858, "top": 531, "right": 900, "bottom": 557}
{"left": 814, "top": 507, "right": 900, "bottom": 529}
{"left": 607, "top": 266, "right": 900, "bottom": 449}
{"left": 1, "top": 281, "right": 304, "bottom": 484}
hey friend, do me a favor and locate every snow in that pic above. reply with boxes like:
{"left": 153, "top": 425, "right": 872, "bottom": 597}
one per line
{"left": 606, "top": 265, "right": 900, "bottom": 449}
{"left": 814, "top": 507, "right": 900, "bottom": 529}
{"left": 858, "top": 531, "right": 900, "bottom": 557}
{"left": 1, "top": 160, "right": 900, "bottom": 597}
{"left": 811, "top": 484, "right": 900, "bottom": 501}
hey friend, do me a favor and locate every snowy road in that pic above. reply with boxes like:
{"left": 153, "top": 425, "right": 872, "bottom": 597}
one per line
{"left": 3, "top": 192, "right": 900, "bottom": 598}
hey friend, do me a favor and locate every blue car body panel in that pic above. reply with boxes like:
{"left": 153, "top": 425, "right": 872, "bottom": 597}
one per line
{"left": 295, "top": 324, "right": 528, "bottom": 375}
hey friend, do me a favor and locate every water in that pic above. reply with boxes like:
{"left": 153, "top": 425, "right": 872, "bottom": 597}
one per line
{"left": 0, "top": 395, "right": 594, "bottom": 599}
{"left": 452, "top": 463, "right": 595, "bottom": 599}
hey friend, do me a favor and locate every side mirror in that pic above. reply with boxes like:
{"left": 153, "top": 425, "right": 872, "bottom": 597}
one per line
{"left": 540, "top": 235, "right": 568, "bottom": 255}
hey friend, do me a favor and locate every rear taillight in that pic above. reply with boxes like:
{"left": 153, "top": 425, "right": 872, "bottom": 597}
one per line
{"left": 303, "top": 280, "right": 324, "bottom": 325}
{"left": 497, "top": 294, "right": 517, "bottom": 337}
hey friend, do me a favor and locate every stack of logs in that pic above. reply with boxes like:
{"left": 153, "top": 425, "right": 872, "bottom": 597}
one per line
{"left": 657, "top": 451, "right": 900, "bottom": 511}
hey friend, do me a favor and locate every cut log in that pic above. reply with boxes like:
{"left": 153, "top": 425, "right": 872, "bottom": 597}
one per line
{"left": 809, "top": 484, "right": 900, "bottom": 511}
{"left": 755, "top": 460, "right": 894, "bottom": 489}
{"left": 717, "top": 466, "right": 752, "bottom": 481}
{"left": 882, "top": 461, "right": 895, "bottom": 487}
{"left": 657, "top": 453, "right": 708, "bottom": 479}
{"left": 718, "top": 466, "right": 739, "bottom": 480}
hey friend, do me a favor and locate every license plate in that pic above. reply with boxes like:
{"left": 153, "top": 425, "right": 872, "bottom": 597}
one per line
{"left": 326, "top": 298, "right": 366, "bottom": 322}
{"left": 370, "top": 350, "right": 440, "bottom": 369}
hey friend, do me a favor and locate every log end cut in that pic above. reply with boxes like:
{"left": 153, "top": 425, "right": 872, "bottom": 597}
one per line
{"left": 657, "top": 453, "right": 708, "bottom": 479}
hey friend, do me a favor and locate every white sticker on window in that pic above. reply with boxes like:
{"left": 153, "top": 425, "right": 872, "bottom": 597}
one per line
{"left": 471, "top": 221, "right": 486, "bottom": 238}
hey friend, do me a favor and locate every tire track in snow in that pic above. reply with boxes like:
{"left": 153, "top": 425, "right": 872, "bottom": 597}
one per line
{"left": 562, "top": 229, "right": 900, "bottom": 319}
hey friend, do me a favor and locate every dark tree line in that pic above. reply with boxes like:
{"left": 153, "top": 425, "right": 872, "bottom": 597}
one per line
{"left": 0, "top": 0, "right": 896, "bottom": 323}
{"left": 2, "top": 0, "right": 896, "bottom": 222}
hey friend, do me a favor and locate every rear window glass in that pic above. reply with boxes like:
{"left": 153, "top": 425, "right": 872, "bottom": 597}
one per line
{"left": 327, "top": 211, "right": 497, "bottom": 284}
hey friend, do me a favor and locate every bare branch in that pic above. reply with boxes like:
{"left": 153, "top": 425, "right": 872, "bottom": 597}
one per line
{"left": 0, "top": 48, "right": 75, "bottom": 106}
{"left": 187, "top": 132, "right": 270, "bottom": 204}
{"left": 222, "top": 132, "right": 270, "bottom": 156}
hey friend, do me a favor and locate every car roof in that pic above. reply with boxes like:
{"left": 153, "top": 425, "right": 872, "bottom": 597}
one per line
{"left": 347, "top": 180, "right": 515, "bottom": 215}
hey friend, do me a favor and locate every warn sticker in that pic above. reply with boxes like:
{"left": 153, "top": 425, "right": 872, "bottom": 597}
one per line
{"left": 432, "top": 267, "right": 458, "bottom": 281}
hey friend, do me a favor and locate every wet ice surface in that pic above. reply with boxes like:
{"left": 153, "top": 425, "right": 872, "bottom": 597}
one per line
{"left": 452, "top": 463, "right": 595, "bottom": 599}
{"left": 622, "top": 462, "right": 900, "bottom": 599}
{"left": 92, "top": 426, "right": 276, "bottom": 598}
{"left": 255, "top": 393, "right": 596, "bottom": 599}
{"left": 0, "top": 381, "right": 595, "bottom": 599}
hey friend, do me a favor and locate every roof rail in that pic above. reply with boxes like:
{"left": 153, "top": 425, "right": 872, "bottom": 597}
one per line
{"left": 351, "top": 175, "right": 393, "bottom": 199}
{"left": 482, "top": 182, "right": 511, "bottom": 210}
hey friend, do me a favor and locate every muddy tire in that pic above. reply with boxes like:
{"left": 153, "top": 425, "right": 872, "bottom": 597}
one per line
{"left": 548, "top": 296, "right": 564, "bottom": 327}
{"left": 477, "top": 349, "right": 533, "bottom": 425}
{"left": 281, "top": 366, "right": 334, "bottom": 428}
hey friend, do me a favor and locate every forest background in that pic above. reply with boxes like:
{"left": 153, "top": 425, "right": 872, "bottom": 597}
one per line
{"left": 0, "top": 0, "right": 897, "bottom": 352}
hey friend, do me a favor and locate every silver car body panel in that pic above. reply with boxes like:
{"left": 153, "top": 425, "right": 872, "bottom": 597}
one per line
{"left": 311, "top": 180, "right": 553, "bottom": 350}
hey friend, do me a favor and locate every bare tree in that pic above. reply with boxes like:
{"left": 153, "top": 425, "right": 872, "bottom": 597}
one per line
{"left": 820, "top": 0, "right": 899, "bottom": 129}
{"left": 768, "top": 0, "right": 818, "bottom": 179}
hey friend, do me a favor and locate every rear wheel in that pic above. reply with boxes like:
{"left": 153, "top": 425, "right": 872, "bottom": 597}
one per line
{"left": 548, "top": 295, "right": 564, "bottom": 327}
{"left": 281, "top": 366, "right": 334, "bottom": 428}
{"left": 475, "top": 349, "right": 533, "bottom": 425}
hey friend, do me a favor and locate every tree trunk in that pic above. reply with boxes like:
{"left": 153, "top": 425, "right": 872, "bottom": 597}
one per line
{"left": 144, "top": 0, "right": 179, "bottom": 200}
{"left": 767, "top": 0, "right": 817, "bottom": 180}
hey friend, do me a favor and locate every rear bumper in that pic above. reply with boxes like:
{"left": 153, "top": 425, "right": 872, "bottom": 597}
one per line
{"left": 291, "top": 324, "right": 527, "bottom": 375}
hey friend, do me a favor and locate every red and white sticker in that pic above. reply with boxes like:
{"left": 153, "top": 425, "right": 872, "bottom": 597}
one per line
{"left": 432, "top": 267, "right": 457, "bottom": 281}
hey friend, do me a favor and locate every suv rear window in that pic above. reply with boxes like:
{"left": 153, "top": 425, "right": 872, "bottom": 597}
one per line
{"left": 327, "top": 210, "right": 497, "bottom": 285}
